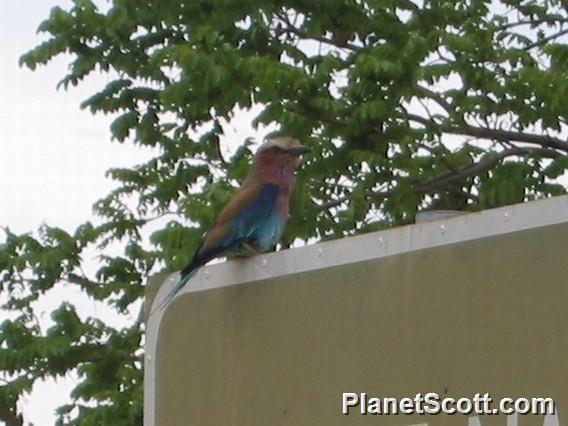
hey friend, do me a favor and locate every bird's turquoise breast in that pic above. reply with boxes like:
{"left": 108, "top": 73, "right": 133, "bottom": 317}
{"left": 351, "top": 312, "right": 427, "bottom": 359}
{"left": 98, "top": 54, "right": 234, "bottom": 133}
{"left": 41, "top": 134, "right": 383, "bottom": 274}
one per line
{"left": 250, "top": 212, "right": 285, "bottom": 252}
{"left": 227, "top": 183, "right": 287, "bottom": 255}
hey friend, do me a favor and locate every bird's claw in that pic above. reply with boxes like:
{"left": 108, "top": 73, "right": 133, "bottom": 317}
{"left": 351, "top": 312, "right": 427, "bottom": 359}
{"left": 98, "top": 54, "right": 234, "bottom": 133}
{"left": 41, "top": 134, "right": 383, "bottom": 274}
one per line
{"left": 239, "top": 241, "right": 259, "bottom": 257}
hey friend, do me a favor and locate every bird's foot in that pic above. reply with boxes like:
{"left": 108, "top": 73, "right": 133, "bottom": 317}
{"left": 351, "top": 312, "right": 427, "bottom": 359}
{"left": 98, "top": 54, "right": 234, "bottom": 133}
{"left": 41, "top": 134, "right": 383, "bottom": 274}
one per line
{"left": 239, "top": 241, "right": 259, "bottom": 257}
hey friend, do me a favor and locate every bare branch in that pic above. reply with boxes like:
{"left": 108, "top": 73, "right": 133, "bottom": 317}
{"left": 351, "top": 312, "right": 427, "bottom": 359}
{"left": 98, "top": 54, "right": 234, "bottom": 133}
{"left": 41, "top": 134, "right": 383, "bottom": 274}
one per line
{"left": 140, "top": 211, "right": 181, "bottom": 223}
{"left": 495, "top": 17, "right": 568, "bottom": 31}
{"left": 523, "top": 28, "right": 568, "bottom": 50}
{"left": 415, "top": 141, "right": 460, "bottom": 175}
{"left": 416, "top": 85, "right": 453, "bottom": 113}
{"left": 407, "top": 113, "right": 437, "bottom": 127}
{"left": 275, "top": 11, "right": 362, "bottom": 51}
{"left": 414, "top": 146, "right": 560, "bottom": 193}
{"left": 407, "top": 113, "right": 568, "bottom": 153}
{"left": 318, "top": 146, "right": 561, "bottom": 210}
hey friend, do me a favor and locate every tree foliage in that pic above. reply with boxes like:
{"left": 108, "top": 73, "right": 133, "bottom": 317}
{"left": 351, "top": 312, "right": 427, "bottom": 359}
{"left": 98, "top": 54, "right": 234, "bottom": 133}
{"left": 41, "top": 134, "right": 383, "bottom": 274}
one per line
{"left": 2, "top": 0, "right": 568, "bottom": 423}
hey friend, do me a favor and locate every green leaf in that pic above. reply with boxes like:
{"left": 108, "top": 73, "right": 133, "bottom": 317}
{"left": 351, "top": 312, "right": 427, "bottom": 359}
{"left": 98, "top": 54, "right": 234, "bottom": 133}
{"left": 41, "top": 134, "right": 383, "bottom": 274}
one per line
{"left": 110, "top": 112, "right": 138, "bottom": 142}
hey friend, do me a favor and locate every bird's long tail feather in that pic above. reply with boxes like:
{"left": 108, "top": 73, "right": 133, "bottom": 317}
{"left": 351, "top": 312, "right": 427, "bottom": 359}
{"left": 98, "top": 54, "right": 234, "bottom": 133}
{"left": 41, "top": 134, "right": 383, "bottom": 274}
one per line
{"left": 149, "top": 267, "right": 198, "bottom": 317}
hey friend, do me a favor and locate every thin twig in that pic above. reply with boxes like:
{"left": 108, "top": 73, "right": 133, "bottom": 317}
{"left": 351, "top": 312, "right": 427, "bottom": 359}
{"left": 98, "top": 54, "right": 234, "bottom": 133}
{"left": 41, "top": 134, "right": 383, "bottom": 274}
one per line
{"left": 407, "top": 113, "right": 568, "bottom": 153}
{"left": 523, "top": 28, "right": 568, "bottom": 50}
{"left": 276, "top": 11, "right": 362, "bottom": 52}
{"left": 319, "top": 146, "right": 561, "bottom": 209}
{"left": 496, "top": 17, "right": 568, "bottom": 31}
{"left": 416, "top": 85, "right": 453, "bottom": 113}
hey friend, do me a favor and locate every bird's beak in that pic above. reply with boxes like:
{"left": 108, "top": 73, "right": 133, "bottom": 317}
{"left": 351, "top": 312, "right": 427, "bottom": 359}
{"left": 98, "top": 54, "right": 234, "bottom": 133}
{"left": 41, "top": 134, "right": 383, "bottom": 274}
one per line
{"left": 287, "top": 145, "right": 312, "bottom": 156}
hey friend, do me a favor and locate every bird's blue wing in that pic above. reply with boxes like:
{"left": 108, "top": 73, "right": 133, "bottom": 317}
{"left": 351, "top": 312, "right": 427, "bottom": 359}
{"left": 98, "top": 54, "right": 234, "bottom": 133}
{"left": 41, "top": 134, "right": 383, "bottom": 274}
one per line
{"left": 231, "top": 183, "right": 281, "bottom": 238}
{"left": 150, "top": 183, "right": 281, "bottom": 316}
{"left": 197, "top": 183, "right": 281, "bottom": 260}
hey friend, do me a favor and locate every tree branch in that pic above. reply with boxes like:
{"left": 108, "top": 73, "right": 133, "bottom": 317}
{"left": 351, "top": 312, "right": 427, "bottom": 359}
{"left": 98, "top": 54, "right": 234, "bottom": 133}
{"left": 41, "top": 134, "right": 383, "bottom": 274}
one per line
{"left": 275, "top": 11, "right": 362, "bottom": 52}
{"left": 496, "top": 17, "right": 568, "bottom": 31}
{"left": 407, "top": 113, "right": 568, "bottom": 152}
{"left": 416, "top": 85, "right": 453, "bottom": 113}
{"left": 413, "top": 146, "right": 560, "bottom": 193}
{"left": 318, "top": 146, "right": 561, "bottom": 210}
{"left": 523, "top": 27, "right": 568, "bottom": 51}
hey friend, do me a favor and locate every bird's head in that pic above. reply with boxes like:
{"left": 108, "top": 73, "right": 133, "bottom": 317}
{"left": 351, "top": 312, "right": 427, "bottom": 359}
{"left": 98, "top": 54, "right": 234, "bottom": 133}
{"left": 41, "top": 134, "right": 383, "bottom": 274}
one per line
{"left": 251, "top": 137, "right": 311, "bottom": 188}
{"left": 255, "top": 137, "right": 311, "bottom": 170}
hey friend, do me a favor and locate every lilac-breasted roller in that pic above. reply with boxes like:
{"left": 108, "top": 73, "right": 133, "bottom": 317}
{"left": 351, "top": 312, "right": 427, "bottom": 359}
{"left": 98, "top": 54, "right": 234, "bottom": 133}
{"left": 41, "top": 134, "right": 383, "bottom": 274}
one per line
{"left": 152, "top": 137, "right": 310, "bottom": 313}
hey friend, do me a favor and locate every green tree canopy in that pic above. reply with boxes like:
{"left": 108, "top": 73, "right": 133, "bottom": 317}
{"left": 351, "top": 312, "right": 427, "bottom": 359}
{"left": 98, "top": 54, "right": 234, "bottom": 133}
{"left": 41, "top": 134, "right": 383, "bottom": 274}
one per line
{"left": 2, "top": 0, "right": 568, "bottom": 423}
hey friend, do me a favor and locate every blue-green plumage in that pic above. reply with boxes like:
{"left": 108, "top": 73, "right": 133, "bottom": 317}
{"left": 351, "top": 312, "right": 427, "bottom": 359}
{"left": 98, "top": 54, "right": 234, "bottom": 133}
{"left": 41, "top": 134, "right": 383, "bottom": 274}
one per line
{"left": 152, "top": 183, "right": 285, "bottom": 314}
{"left": 150, "top": 137, "right": 310, "bottom": 316}
{"left": 230, "top": 183, "right": 285, "bottom": 253}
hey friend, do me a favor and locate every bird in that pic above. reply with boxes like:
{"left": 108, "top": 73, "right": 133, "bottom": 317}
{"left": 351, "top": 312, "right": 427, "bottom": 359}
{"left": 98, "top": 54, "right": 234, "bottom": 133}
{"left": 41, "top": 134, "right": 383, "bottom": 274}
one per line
{"left": 151, "top": 136, "right": 311, "bottom": 314}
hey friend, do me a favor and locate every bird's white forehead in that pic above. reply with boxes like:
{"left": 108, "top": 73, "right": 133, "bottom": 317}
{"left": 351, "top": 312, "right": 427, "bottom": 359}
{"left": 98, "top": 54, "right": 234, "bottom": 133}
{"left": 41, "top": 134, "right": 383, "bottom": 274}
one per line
{"left": 257, "top": 137, "right": 301, "bottom": 152}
